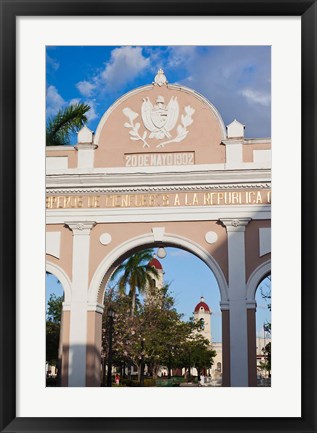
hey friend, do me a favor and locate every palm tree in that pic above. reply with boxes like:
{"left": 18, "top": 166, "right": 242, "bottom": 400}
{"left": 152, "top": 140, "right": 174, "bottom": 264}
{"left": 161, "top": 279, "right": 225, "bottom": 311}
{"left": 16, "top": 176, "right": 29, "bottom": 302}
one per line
{"left": 110, "top": 249, "right": 159, "bottom": 316}
{"left": 46, "top": 102, "right": 90, "bottom": 146}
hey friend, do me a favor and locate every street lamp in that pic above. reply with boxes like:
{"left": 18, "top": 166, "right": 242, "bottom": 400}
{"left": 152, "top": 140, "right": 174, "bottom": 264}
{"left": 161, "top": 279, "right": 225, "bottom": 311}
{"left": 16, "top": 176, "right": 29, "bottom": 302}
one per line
{"left": 157, "top": 246, "right": 167, "bottom": 259}
{"left": 140, "top": 338, "right": 145, "bottom": 386}
{"left": 107, "top": 307, "right": 115, "bottom": 387}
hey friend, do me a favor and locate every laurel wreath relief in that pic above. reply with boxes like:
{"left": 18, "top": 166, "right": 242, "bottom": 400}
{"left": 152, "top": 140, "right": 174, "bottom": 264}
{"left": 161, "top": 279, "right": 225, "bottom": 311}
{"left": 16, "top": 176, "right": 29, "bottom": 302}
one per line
{"left": 123, "top": 105, "right": 195, "bottom": 148}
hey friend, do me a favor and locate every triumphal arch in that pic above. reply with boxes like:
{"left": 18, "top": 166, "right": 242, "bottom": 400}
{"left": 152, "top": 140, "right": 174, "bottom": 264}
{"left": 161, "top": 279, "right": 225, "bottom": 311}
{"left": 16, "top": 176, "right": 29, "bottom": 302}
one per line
{"left": 46, "top": 69, "right": 271, "bottom": 387}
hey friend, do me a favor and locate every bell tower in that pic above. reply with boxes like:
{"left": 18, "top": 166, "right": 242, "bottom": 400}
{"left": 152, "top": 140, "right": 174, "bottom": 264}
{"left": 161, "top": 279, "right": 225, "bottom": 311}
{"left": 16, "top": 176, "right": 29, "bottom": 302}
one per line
{"left": 193, "top": 297, "right": 212, "bottom": 343}
{"left": 146, "top": 257, "right": 164, "bottom": 305}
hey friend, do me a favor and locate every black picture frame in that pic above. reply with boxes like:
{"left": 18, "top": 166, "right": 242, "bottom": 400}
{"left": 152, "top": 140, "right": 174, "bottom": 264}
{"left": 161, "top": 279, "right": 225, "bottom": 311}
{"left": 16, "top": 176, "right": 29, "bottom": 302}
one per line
{"left": 0, "top": 1, "right": 316, "bottom": 432}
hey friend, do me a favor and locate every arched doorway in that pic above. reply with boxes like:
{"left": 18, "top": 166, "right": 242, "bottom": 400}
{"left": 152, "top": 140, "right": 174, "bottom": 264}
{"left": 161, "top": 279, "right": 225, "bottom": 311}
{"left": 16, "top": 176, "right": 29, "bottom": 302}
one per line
{"left": 86, "top": 236, "right": 230, "bottom": 387}
{"left": 246, "top": 261, "right": 271, "bottom": 386}
{"left": 255, "top": 274, "right": 271, "bottom": 385}
{"left": 46, "top": 262, "right": 72, "bottom": 386}
{"left": 99, "top": 246, "right": 223, "bottom": 387}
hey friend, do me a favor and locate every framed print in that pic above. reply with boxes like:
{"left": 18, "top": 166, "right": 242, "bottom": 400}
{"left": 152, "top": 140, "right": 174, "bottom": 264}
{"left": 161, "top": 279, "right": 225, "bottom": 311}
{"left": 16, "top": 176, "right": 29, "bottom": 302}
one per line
{"left": 0, "top": 1, "right": 316, "bottom": 432}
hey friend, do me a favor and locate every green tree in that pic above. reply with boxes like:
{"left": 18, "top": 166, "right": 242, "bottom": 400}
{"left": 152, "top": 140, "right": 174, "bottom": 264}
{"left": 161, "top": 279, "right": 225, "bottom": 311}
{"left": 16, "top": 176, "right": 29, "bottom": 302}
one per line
{"left": 46, "top": 294, "right": 63, "bottom": 365}
{"left": 46, "top": 102, "right": 90, "bottom": 146}
{"left": 186, "top": 335, "right": 216, "bottom": 381}
{"left": 140, "top": 284, "right": 191, "bottom": 378}
{"left": 259, "top": 342, "right": 271, "bottom": 377}
{"left": 47, "top": 293, "right": 63, "bottom": 323}
{"left": 110, "top": 249, "right": 159, "bottom": 316}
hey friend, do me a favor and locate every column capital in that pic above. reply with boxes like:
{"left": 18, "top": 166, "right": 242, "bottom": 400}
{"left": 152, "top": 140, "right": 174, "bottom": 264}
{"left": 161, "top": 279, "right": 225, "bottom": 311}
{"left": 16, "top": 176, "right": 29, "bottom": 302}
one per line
{"left": 219, "top": 217, "right": 251, "bottom": 232}
{"left": 220, "top": 301, "right": 230, "bottom": 311}
{"left": 66, "top": 221, "right": 96, "bottom": 235}
{"left": 246, "top": 300, "right": 257, "bottom": 310}
{"left": 87, "top": 302, "right": 104, "bottom": 314}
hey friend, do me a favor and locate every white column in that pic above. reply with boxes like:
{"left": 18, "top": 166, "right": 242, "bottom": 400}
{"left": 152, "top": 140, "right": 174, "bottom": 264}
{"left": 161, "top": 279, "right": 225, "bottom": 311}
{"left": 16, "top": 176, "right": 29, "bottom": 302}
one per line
{"left": 66, "top": 221, "right": 96, "bottom": 387}
{"left": 220, "top": 218, "right": 251, "bottom": 387}
{"left": 75, "top": 143, "right": 98, "bottom": 169}
{"left": 222, "top": 139, "right": 243, "bottom": 168}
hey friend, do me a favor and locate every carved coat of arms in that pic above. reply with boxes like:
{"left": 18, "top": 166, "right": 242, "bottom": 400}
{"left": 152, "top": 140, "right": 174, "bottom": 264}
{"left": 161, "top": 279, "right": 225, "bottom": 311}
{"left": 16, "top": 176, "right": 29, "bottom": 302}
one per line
{"left": 123, "top": 95, "right": 195, "bottom": 148}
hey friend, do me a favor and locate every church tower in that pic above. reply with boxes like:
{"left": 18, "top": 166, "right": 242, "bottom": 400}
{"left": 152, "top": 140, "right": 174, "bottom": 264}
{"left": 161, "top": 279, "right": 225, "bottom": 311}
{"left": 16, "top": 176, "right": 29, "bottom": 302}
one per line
{"left": 193, "top": 297, "right": 212, "bottom": 343}
{"left": 146, "top": 257, "right": 164, "bottom": 305}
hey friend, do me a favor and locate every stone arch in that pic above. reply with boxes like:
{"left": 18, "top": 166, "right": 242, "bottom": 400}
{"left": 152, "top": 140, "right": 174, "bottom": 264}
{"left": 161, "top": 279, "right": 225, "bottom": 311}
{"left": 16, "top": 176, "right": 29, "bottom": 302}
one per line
{"left": 46, "top": 261, "right": 72, "bottom": 305}
{"left": 88, "top": 232, "right": 229, "bottom": 306}
{"left": 246, "top": 259, "right": 271, "bottom": 302}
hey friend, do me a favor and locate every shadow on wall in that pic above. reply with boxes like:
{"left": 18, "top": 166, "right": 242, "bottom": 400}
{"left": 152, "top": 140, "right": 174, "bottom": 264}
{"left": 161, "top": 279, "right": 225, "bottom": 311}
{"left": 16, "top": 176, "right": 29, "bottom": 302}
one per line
{"left": 54, "top": 344, "right": 102, "bottom": 387}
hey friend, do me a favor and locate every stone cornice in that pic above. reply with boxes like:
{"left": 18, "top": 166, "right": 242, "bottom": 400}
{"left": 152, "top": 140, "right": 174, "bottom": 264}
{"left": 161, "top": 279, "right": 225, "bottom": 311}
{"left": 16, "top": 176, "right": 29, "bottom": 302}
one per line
{"left": 46, "top": 182, "right": 271, "bottom": 195}
{"left": 46, "top": 169, "right": 271, "bottom": 191}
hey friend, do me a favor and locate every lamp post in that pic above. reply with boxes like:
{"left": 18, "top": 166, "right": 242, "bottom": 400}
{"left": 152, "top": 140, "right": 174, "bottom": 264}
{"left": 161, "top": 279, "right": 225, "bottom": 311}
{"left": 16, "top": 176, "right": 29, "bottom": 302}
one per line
{"left": 107, "top": 307, "right": 115, "bottom": 387}
{"left": 101, "top": 353, "right": 106, "bottom": 386}
{"left": 140, "top": 338, "right": 145, "bottom": 386}
{"left": 167, "top": 345, "right": 174, "bottom": 379}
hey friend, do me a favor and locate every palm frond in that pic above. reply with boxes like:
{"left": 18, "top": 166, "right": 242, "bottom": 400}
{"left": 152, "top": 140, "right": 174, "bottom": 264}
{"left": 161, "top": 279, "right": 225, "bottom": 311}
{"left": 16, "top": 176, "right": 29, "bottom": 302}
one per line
{"left": 46, "top": 102, "right": 90, "bottom": 146}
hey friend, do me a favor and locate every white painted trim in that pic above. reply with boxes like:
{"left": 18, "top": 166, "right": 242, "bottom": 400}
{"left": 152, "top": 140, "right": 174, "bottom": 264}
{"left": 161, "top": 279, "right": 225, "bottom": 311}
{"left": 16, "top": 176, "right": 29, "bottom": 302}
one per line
{"left": 88, "top": 232, "right": 229, "bottom": 305}
{"left": 46, "top": 231, "right": 61, "bottom": 259}
{"left": 46, "top": 168, "right": 271, "bottom": 188}
{"left": 93, "top": 83, "right": 227, "bottom": 144}
{"left": 259, "top": 227, "right": 271, "bottom": 257}
{"left": 46, "top": 261, "right": 72, "bottom": 304}
{"left": 246, "top": 260, "right": 271, "bottom": 301}
{"left": 253, "top": 149, "right": 272, "bottom": 164}
{"left": 244, "top": 138, "right": 271, "bottom": 144}
{"left": 46, "top": 157, "right": 68, "bottom": 170}
{"left": 46, "top": 146, "right": 75, "bottom": 151}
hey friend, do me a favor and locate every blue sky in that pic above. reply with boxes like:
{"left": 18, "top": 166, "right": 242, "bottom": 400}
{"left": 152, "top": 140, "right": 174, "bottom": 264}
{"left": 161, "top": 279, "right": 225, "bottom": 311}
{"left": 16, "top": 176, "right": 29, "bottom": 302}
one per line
{"left": 46, "top": 46, "right": 271, "bottom": 341}
{"left": 46, "top": 45, "right": 271, "bottom": 139}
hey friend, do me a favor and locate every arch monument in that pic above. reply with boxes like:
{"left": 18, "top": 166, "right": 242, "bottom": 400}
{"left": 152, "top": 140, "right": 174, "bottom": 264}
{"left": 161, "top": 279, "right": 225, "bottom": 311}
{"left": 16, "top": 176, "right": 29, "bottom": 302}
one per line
{"left": 46, "top": 69, "right": 271, "bottom": 387}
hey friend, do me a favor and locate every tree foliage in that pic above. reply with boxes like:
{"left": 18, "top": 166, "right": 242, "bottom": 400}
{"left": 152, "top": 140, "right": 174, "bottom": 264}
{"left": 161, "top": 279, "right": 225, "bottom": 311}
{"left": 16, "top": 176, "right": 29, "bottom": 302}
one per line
{"left": 46, "top": 102, "right": 90, "bottom": 146}
{"left": 46, "top": 293, "right": 63, "bottom": 323}
{"left": 102, "top": 258, "right": 217, "bottom": 385}
{"left": 46, "top": 294, "right": 63, "bottom": 365}
{"left": 110, "top": 249, "right": 159, "bottom": 316}
{"left": 259, "top": 342, "right": 271, "bottom": 377}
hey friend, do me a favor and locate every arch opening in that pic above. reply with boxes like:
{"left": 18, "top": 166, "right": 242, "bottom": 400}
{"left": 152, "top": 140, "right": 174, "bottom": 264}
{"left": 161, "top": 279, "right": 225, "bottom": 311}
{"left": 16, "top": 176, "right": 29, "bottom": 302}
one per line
{"left": 46, "top": 271, "right": 64, "bottom": 387}
{"left": 98, "top": 244, "right": 223, "bottom": 387}
{"left": 255, "top": 274, "right": 271, "bottom": 386}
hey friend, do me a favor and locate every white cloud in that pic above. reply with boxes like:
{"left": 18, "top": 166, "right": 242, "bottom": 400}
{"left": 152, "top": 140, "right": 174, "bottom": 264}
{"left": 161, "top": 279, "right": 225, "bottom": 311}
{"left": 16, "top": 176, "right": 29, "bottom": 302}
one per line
{"left": 85, "top": 100, "right": 98, "bottom": 122}
{"left": 46, "top": 85, "right": 65, "bottom": 117}
{"left": 46, "top": 54, "right": 59, "bottom": 71}
{"left": 170, "top": 46, "right": 271, "bottom": 137}
{"left": 69, "top": 98, "right": 81, "bottom": 105}
{"left": 240, "top": 88, "right": 271, "bottom": 107}
{"left": 76, "top": 80, "right": 96, "bottom": 97}
{"left": 101, "top": 46, "right": 150, "bottom": 90}
{"left": 167, "top": 46, "right": 198, "bottom": 67}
